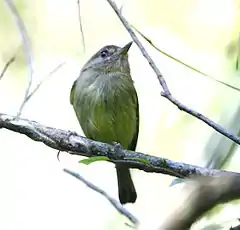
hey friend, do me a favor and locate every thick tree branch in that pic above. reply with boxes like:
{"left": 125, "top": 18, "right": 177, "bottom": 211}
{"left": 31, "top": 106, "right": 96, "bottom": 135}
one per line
{"left": 64, "top": 168, "right": 139, "bottom": 225}
{"left": 159, "top": 174, "right": 240, "bottom": 230}
{"left": 0, "top": 113, "right": 239, "bottom": 179}
{"left": 105, "top": 0, "right": 240, "bottom": 145}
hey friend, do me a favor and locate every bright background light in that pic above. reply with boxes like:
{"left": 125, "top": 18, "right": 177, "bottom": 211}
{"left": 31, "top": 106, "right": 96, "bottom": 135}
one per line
{"left": 0, "top": 0, "right": 239, "bottom": 229}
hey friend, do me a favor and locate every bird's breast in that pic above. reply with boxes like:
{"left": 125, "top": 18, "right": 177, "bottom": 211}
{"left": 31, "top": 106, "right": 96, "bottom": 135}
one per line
{"left": 74, "top": 72, "right": 138, "bottom": 149}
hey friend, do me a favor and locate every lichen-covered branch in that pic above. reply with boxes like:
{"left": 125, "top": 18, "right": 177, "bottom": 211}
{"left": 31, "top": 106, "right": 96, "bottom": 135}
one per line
{"left": 0, "top": 113, "right": 239, "bottom": 179}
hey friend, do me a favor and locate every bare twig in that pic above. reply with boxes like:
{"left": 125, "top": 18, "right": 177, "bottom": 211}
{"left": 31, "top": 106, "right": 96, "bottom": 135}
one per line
{"left": 24, "top": 62, "right": 65, "bottom": 105}
{"left": 159, "top": 174, "right": 240, "bottom": 230}
{"left": 105, "top": 0, "right": 240, "bottom": 145}
{"left": 133, "top": 26, "right": 240, "bottom": 92}
{"left": 0, "top": 56, "right": 15, "bottom": 80}
{"left": 205, "top": 106, "right": 240, "bottom": 169}
{"left": 106, "top": 0, "right": 169, "bottom": 94}
{"left": 0, "top": 113, "right": 240, "bottom": 179}
{"left": 64, "top": 168, "right": 139, "bottom": 225}
{"left": 163, "top": 94, "right": 240, "bottom": 144}
{"left": 5, "top": 0, "right": 34, "bottom": 117}
{"left": 76, "top": 0, "right": 86, "bottom": 52}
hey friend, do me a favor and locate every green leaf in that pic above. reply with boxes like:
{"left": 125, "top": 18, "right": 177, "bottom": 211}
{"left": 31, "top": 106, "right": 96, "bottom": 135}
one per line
{"left": 79, "top": 156, "right": 109, "bottom": 165}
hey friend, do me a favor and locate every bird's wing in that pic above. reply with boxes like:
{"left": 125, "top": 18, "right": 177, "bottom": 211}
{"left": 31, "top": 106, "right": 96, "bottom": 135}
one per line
{"left": 128, "top": 89, "right": 139, "bottom": 151}
{"left": 70, "top": 79, "right": 77, "bottom": 105}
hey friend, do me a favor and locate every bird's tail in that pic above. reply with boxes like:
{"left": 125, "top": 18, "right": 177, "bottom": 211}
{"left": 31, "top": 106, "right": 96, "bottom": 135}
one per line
{"left": 116, "top": 164, "right": 137, "bottom": 204}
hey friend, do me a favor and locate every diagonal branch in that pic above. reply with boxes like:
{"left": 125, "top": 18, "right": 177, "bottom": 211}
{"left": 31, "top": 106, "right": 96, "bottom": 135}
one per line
{"left": 0, "top": 113, "right": 239, "bottom": 179}
{"left": 159, "top": 174, "right": 240, "bottom": 230}
{"left": 105, "top": 0, "right": 240, "bottom": 145}
{"left": 64, "top": 168, "right": 139, "bottom": 225}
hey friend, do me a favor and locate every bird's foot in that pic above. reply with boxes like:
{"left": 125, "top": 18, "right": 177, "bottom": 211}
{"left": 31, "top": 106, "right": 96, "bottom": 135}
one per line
{"left": 57, "top": 130, "right": 79, "bottom": 161}
{"left": 112, "top": 141, "right": 121, "bottom": 151}
{"left": 111, "top": 141, "right": 124, "bottom": 160}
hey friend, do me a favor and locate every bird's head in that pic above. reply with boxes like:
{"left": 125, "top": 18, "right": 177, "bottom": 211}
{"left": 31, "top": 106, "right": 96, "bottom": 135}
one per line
{"left": 82, "top": 42, "right": 133, "bottom": 74}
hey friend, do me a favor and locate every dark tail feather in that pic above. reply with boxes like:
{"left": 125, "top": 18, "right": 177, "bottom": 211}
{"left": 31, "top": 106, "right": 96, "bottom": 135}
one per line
{"left": 116, "top": 165, "right": 137, "bottom": 204}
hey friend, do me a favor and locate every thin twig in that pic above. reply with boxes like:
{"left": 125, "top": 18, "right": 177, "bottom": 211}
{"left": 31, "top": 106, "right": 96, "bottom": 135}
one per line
{"left": 163, "top": 94, "right": 240, "bottom": 144}
{"left": 106, "top": 0, "right": 170, "bottom": 94}
{"left": 63, "top": 168, "right": 139, "bottom": 225}
{"left": 24, "top": 62, "right": 65, "bottom": 104}
{"left": 105, "top": 0, "right": 240, "bottom": 145}
{"left": 5, "top": 0, "right": 34, "bottom": 118}
{"left": 133, "top": 26, "right": 240, "bottom": 92}
{"left": 76, "top": 0, "right": 86, "bottom": 52}
{"left": 0, "top": 56, "right": 15, "bottom": 80}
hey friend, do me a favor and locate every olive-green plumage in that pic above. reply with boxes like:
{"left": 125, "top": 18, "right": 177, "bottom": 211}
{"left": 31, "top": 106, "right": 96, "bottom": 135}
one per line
{"left": 70, "top": 42, "right": 139, "bottom": 204}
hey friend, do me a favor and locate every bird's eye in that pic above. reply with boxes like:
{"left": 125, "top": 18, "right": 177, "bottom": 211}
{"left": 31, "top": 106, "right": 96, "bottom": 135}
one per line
{"left": 100, "top": 50, "right": 109, "bottom": 58}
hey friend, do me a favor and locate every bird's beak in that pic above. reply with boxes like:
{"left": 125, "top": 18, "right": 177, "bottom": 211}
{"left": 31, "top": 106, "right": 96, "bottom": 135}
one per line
{"left": 120, "top": 41, "right": 133, "bottom": 56}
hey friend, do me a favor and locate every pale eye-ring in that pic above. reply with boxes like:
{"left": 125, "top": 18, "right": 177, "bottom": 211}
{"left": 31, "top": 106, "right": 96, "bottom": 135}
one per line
{"left": 100, "top": 49, "right": 109, "bottom": 58}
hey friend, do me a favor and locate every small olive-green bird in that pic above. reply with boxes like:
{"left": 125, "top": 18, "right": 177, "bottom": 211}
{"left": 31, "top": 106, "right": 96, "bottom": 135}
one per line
{"left": 70, "top": 41, "right": 139, "bottom": 204}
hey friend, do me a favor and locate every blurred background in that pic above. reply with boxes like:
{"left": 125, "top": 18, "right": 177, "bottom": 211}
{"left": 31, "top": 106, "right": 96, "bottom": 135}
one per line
{"left": 0, "top": 0, "right": 240, "bottom": 229}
